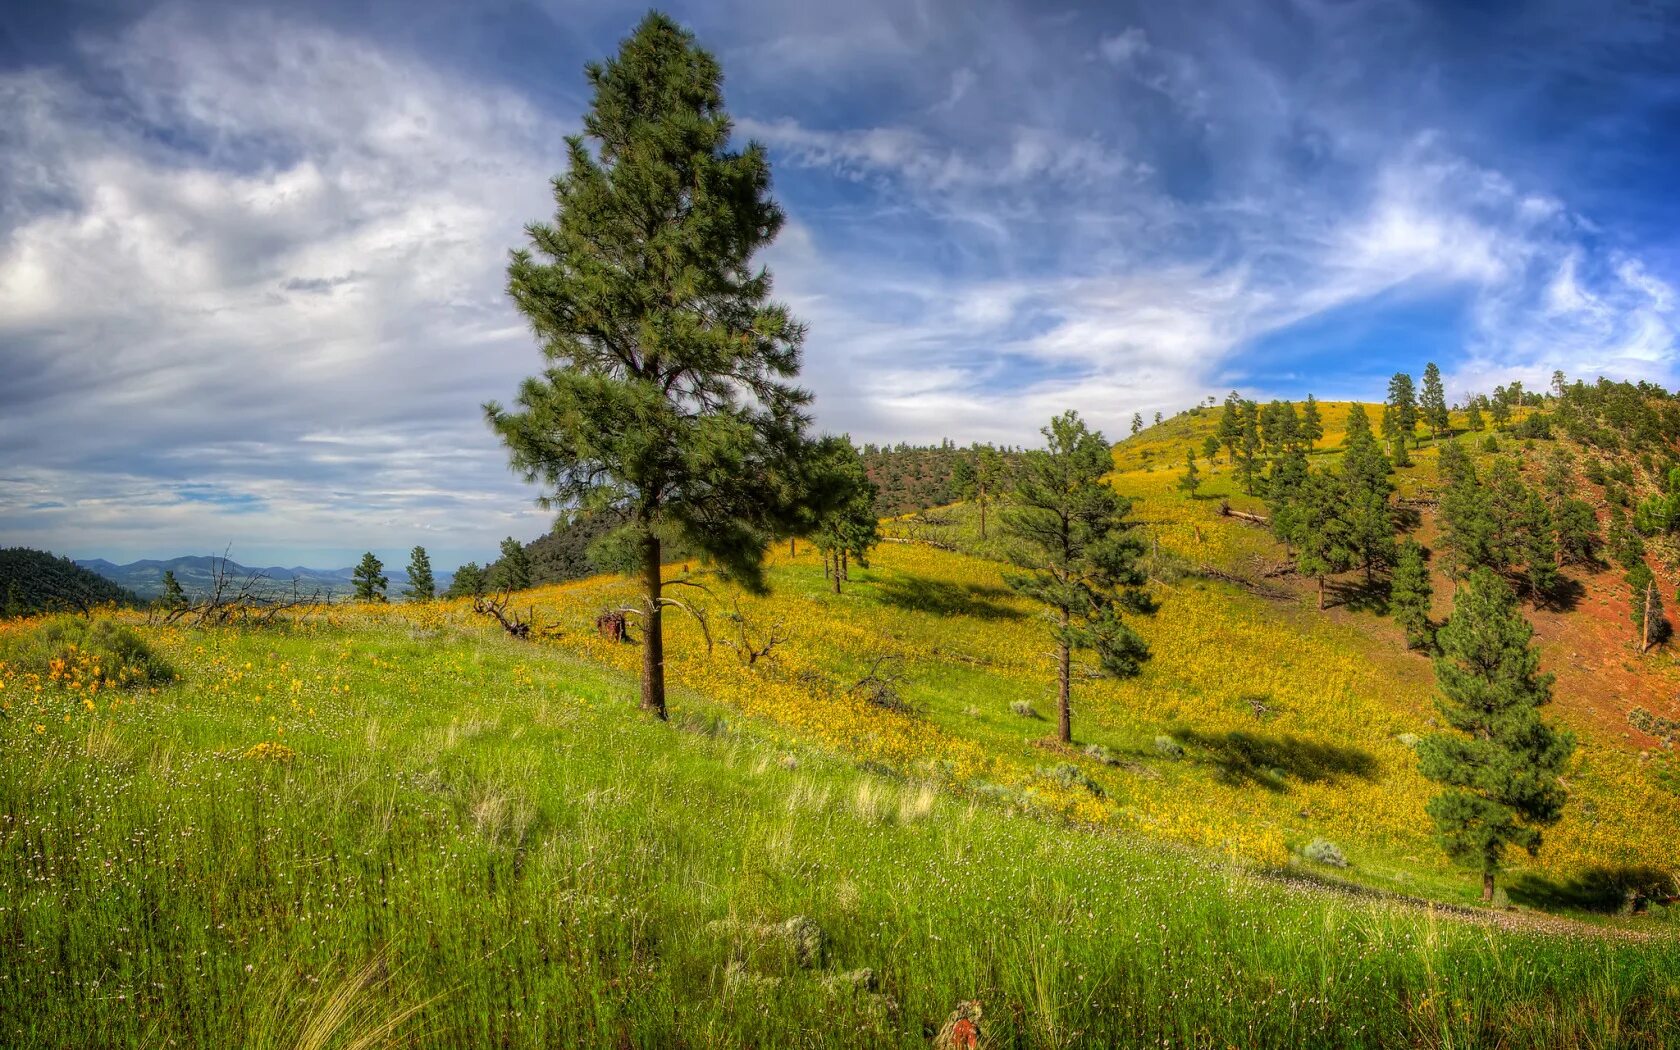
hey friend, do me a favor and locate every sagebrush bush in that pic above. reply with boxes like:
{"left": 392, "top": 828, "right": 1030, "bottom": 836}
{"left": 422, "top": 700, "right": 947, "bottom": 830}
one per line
{"left": 1303, "top": 838, "right": 1348, "bottom": 868}
{"left": 1041, "top": 763, "right": 1105, "bottom": 798}
{"left": 0, "top": 616, "right": 174, "bottom": 687}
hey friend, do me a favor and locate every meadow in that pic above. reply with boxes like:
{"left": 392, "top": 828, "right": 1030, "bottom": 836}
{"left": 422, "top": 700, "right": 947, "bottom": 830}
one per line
{"left": 4, "top": 404, "right": 1679, "bottom": 1047}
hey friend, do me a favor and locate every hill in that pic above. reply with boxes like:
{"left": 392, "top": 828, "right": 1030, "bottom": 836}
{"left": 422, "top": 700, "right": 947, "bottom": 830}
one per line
{"left": 76, "top": 555, "right": 453, "bottom": 601}
{"left": 3, "top": 607, "right": 1675, "bottom": 1047}
{"left": 0, "top": 548, "right": 142, "bottom": 616}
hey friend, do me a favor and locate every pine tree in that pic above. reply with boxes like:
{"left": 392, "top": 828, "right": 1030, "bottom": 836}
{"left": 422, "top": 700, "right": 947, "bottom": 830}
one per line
{"left": 352, "top": 552, "right": 388, "bottom": 603}
{"left": 1234, "top": 400, "right": 1263, "bottom": 496}
{"left": 1201, "top": 435, "right": 1222, "bottom": 465}
{"left": 1555, "top": 498, "right": 1599, "bottom": 565}
{"left": 1130, "top": 412, "right": 1143, "bottom": 436}
{"left": 1490, "top": 389, "right": 1512, "bottom": 429}
{"left": 1002, "top": 411, "right": 1155, "bottom": 743}
{"left": 1177, "top": 449, "right": 1201, "bottom": 497}
{"left": 485, "top": 13, "right": 813, "bottom": 719}
{"left": 1292, "top": 469, "right": 1355, "bottom": 610}
{"left": 1523, "top": 492, "right": 1561, "bottom": 600}
{"left": 1383, "top": 372, "right": 1419, "bottom": 451}
{"left": 1343, "top": 402, "right": 1374, "bottom": 447}
{"left": 810, "top": 437, "right": 880, "bottom": 594}
{"left": 1340, "top": 414, "right": 1395, "bottom": 580}
{"left": 1391, "top": 539, "right": 1433, "bottom": 649}
{"left": 1300, "top": 394, "right": 1323, "bottom": 450}
{"left": 404, "top": 546, "right": 435, "bottom": 602}
{"left": 446, "top": 562, "right": 488, "bottom": 599}
{"left": 1417, "top": 568, "right": 1574, "bottom": 901}
{"left": 159, "top": 570, "right": 188, "bottom": 610}
{"left": 493, "top": 537, "right": 532, "bottom": 592}
{"left": 1438, "top": 443, "right": 1494, "bottom": 582}
{"left": 1217, "top": 392, "right": 1243, "bottom": 461}
{"left": 1464, "top": 397, "right": 1485, "bottom": 432}
{"left": 1420, "top": 362, "right": 1449, "bottom": 439}
{"left": 975, "top": 446, "right": 1005, "bottom": 540}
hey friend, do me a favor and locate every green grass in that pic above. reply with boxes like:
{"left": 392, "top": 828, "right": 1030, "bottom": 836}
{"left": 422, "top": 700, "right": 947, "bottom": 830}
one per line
{"left": 4, "top": 618, "right": 1678, "bottom": 1048}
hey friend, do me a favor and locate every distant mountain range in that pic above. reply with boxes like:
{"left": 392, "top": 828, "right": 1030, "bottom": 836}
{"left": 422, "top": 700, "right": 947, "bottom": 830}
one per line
{"left": 76, "top": 556, "right": 452, "bottom": 600}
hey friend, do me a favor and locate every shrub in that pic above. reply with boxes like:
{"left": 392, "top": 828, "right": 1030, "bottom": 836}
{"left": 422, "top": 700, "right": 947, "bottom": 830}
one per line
{"left": 1303, "top": 838, "right": 1348, "bottom": 868}
{"left": 1081, "top": 743, "right": 1121, "bottom": 766}
{"left": 1153, "top": 734, "right": 1185, "bottom": 759}
{"left": 1010, "top": 700, "right": 1041, "bottom": 719}
{"left": 1041, "top": 763, "right": 1104, "bottom": 798}
{"left": 0, "top": 615, "right": 174, "bottom": 688}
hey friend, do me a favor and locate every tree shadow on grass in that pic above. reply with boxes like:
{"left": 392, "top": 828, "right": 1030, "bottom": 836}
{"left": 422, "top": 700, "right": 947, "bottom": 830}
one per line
{"left": 1325, "top": 575, "right": 1391, "bottom": 615}
{"left": 1535, "top": 576, "right": 1587, "bottom": 613}
{"left": 1506, "top": 866, "right": 1678, "bottom": 914}
{"left": 1172, "top": 728, "right": 1379, "bottom": 793}
{"left": 874, "top": 573, "right": 1025, "bottom": 621}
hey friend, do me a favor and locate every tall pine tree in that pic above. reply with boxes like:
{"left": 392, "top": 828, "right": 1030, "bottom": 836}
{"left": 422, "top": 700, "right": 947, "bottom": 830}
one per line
{"left": 352, "top": 552, "right": 388, "bottom": 603}
{"left": 1420, "top": 362, "right": 1449, "bottom": 439}
{"left": 1390, "top": 539, "right": 1433, "bottom": 649}
{"left": 1002, "top": 411, "right": 1155, "bottom": 743}
{"left": 404, "top": 546, "right": 435, "bottom": 602}
{"left": 486, "top": 13, "right": 813, "bottom": 719}
{"left": 1417, "top": 568, "right": 1574, "bottom": 901}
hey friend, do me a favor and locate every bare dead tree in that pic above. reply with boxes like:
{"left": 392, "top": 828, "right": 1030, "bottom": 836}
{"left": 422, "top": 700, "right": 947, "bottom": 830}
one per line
{"left": 472, "top": 591, "right": 562, "bottom": 641}
{"left": 151, "top": 549, "right": 325, "bottom": 628}
{"left": 846, "top": 653, "right": 916, "bottom": 714}
{"left": 721, "top": 597, "right": 786, "bottom": 667}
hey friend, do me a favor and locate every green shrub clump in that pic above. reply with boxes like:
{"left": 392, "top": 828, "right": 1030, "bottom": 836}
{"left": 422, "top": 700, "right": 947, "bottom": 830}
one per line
{"left": 0, "top": 616, "right": 175, "bottom": 688}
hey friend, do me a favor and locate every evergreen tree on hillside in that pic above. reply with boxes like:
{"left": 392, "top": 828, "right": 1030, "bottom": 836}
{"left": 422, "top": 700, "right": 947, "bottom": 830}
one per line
{"left": 1201, "top": 435, "right": 1222, "bottom": 465}
{"left": 1421, "top": 362, "right": 1449, "bottom": 439}
{"left": 1130, "top": 412, "right": 1143, "bottom": 436}
{"left": 1292, "top": 469, "right": 1355, "bottom": 610}
{"left": 159, "top": 570, "right": 188, "bottom": 610}
{"left": 1390, "top": 539, "right": 1433, "bottom": 649}
{"left": 810, "top": 437, "right": 880, "bottom": 593}
{"left": 404, "top": 546, "right": 435, "bottom": 602}
{"left": 1555, "top": 498, "right": 1599, "bottom": 566}
{"left": 1490, "top": 389, "right": 1512, "bottom": 429}
{"left": 1383, "top": 372, "right": 1419, "bottom": 457}
{"left": 492, "top": 537, "right": 532, "bottom": 592}
{"left": 1300, "top": 394, "right": 1323, "bottom": 450}
{"left": 1234, "top": 399, "right": 1263, "bottom": 496}
{"left": 1343, "top": 402, "right": 1374, "bottom": 447}
{"left": 1522, "top": 492, "right": 1561, "bottom": 600}
{"left": 1417, "top": 568, "right": 1574, "bottom": 901}
{"left": 969, "top": 446, "right": 1006, "bottom": 539}
{"left": 1218, "top": 392, "right": 1244, "bottom": 461}
{"left": 1178, "top": 449, "right": 1201, "bottom": 497}
{"left": 447, "top": 562, "right": 488, "bottom": 599}
{"left": 1438, "top": 442, "right": 1495, "bottom": 584}
{"left": 1465, "top": 397, "right": 1485, "bottom": 432}
{"left": 1002, "top": 411, "right": 1155, "bottom": 744}
{"left": 484, "top": 13, "right": 814, "bottom": 719}
{"left": 352, "top": 553, "right": 388, "bottom": 603}
{"left": 1339, "top": 419, "right": 1395, "bottom": 582}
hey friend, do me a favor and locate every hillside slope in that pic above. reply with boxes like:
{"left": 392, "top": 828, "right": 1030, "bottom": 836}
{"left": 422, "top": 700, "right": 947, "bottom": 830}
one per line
{"left": 3, "top": 612, "right": 1677, "bottom": 1048}
{"left": 0, "top": 547, "right": 142, "bottom": 615}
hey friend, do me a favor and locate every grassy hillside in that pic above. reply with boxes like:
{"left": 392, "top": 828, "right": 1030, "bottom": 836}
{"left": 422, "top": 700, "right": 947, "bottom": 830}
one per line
{"left": 5, "top": 400, "right": 1680, "bottom": 1046}
{"left": 3, "top": 612, "right": 1678, "bottom": 1048}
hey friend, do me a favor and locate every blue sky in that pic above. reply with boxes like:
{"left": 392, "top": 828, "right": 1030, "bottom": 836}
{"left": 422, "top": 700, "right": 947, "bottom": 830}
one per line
{"left": 2, "top": 0, "right": 1677, "bottom": 568}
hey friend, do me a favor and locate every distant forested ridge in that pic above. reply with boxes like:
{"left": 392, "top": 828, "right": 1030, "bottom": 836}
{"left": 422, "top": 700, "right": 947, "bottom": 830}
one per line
{"left": 1, "top": 548, "right": 143, "bottom": 616}
{"left": 861, "top": 441, "right": 1024, "bottom": 518}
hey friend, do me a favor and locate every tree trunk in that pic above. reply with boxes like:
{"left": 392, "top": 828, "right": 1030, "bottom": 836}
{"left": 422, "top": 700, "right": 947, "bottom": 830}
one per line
{"left": 831, "top": 553, "right": 841, "bottom": 594}
{"left": 1482, "top": 867, "right": 1495, "bottom": 903}
{"left": 1317, "top": 575, "right": 1325, "bottom": 610}
{"left": 1057, "top": 614, "right": 1072, "bottom": 745}
{"left": 789, "top": 538, "right": 796, "bottom": 556}
{"left": 640, "top": 533, "right": 666, "bottom": 721}
{"left": 841, "top": 549, "right": 849, "bottom": 582}
{"left": 979, "top": 491, "right": 988, "bottom": 540}
{"left": 1643, "top": 580, "right": 1655, "bottom": 652}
